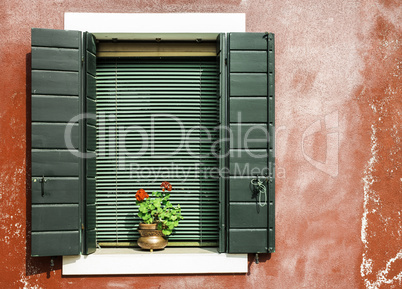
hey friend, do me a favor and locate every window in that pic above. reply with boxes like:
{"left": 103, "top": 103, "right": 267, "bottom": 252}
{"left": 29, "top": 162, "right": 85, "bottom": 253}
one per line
{"left": 30, "top": 28, "right": 275, "bottom": 258}
{"left": 95, "top": 56, "right": 220, "bottom": 246}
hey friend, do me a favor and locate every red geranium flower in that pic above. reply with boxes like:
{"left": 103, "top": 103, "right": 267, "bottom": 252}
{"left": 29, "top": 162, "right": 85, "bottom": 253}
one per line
{"left": 160, "top": 181, "right": 172, "bottom": 192}
{"left": 136, "top": 189, "right": 149, "bottom": 202}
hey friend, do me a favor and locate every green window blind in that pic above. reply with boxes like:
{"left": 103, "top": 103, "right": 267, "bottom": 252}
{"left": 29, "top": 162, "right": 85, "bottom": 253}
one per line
{"left": 95, "top": 57, "right": 220, "bottom": 245}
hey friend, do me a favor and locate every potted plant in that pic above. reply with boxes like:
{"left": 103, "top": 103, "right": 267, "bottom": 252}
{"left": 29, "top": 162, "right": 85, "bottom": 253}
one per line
{"left": 135, "top": 181, "right": 183, "bottom": 251}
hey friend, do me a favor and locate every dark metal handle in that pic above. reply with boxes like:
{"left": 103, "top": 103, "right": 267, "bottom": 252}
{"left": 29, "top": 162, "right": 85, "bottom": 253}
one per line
{"left": 250, "top": 176, "right": 267, "bottom": 207}
{"left": 39, "top": 176, "right": 46, "bottom": 197}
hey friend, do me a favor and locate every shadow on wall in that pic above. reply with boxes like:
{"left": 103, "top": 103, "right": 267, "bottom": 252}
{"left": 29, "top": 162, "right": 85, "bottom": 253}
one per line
{"left": 247, "top": 252, "right": 272, "bottom": 275}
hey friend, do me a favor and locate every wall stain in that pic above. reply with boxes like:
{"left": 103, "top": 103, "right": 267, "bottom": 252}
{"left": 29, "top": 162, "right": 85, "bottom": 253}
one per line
{"left": 291, "top": 69, "right": 318, "bottom": 94}
{"left": 359, "top": 9, "right": 402, "bottom": 289}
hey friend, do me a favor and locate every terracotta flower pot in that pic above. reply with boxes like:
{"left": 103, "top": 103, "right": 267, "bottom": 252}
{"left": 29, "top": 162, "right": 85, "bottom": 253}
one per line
{"left": 139, "top": 223, "right": 157, "bottom": 230}
{"left": 137, "top": 223, "right": 167, "bottom": 252}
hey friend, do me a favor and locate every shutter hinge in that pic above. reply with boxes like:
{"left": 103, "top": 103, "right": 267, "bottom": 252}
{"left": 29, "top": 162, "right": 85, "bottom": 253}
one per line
{"left": 81, "top": 57, "right": 84, "bottom": 64}
{"left": 81, "top": 223, "right": 85, "bottom": 230}
{"left": 225, "top": 58, "right": 227, "bottom": 66}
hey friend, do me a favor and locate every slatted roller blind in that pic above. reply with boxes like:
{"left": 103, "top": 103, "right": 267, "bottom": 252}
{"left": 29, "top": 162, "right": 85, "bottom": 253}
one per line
{"left": 95, "top": 57, "right": 220, "bottom": 245}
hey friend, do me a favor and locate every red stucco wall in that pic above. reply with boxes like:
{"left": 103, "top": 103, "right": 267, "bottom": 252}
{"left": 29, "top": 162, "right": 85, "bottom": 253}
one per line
{"left": 0, "top": 0, "right": 400, "bottom": 288}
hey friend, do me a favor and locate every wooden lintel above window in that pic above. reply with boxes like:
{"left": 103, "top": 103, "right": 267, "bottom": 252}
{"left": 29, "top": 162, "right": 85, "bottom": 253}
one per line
{"left": 97, "top": 42, "right": 217, "bottom": 57}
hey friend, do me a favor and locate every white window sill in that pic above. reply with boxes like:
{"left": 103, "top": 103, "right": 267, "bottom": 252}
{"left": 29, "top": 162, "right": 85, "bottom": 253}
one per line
{"left": 62, "top": 247, "right": 248, "bottom": 275}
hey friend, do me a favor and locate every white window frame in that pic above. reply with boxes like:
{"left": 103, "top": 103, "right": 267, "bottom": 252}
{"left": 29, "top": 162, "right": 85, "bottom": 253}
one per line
{"left": 63, "top": 248, "right": 247, "bottom": 275}
{"left": 65, "top": 12, "right": 245, "bottom": 33}
{"left": 62, "top": 12, "right": 247, "bottom": 275}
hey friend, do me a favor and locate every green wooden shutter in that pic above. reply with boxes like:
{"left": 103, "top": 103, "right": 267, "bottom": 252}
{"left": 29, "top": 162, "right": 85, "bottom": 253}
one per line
{"left": 217, "top": 33, "right": 227, "bottom": 253}
{"left": 84, "top": 32, "right": 97, "bottom": 254}
{"left": 226, "top": 32, "right": 275, "bottom": 253}
{"left": 31, "top": 28, "right": 82, "bottom": 256}
{"left": 95, "top": 57, "right": 220, "bottom": 245}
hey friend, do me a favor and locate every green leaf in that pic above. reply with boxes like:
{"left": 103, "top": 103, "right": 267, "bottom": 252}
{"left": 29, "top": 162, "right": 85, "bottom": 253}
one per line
{"left": 139, "top": 205, "right": 147, "bottom": 213}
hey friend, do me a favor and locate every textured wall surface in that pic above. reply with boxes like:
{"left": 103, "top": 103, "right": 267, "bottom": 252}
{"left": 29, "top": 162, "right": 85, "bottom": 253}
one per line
{"left": 0, "top": 0, "right": 400, "bottom": 288}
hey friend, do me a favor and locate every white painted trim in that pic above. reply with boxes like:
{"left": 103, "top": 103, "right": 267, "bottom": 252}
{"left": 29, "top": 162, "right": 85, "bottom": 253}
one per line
{"left": 62, "top": 12, "right": 247, "bottom": 276}
{"left": 62, "top": 248, "right": 247, "bottom": 275}
{"left": 64, "top": 13, "right": 245, "bottom": 33}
